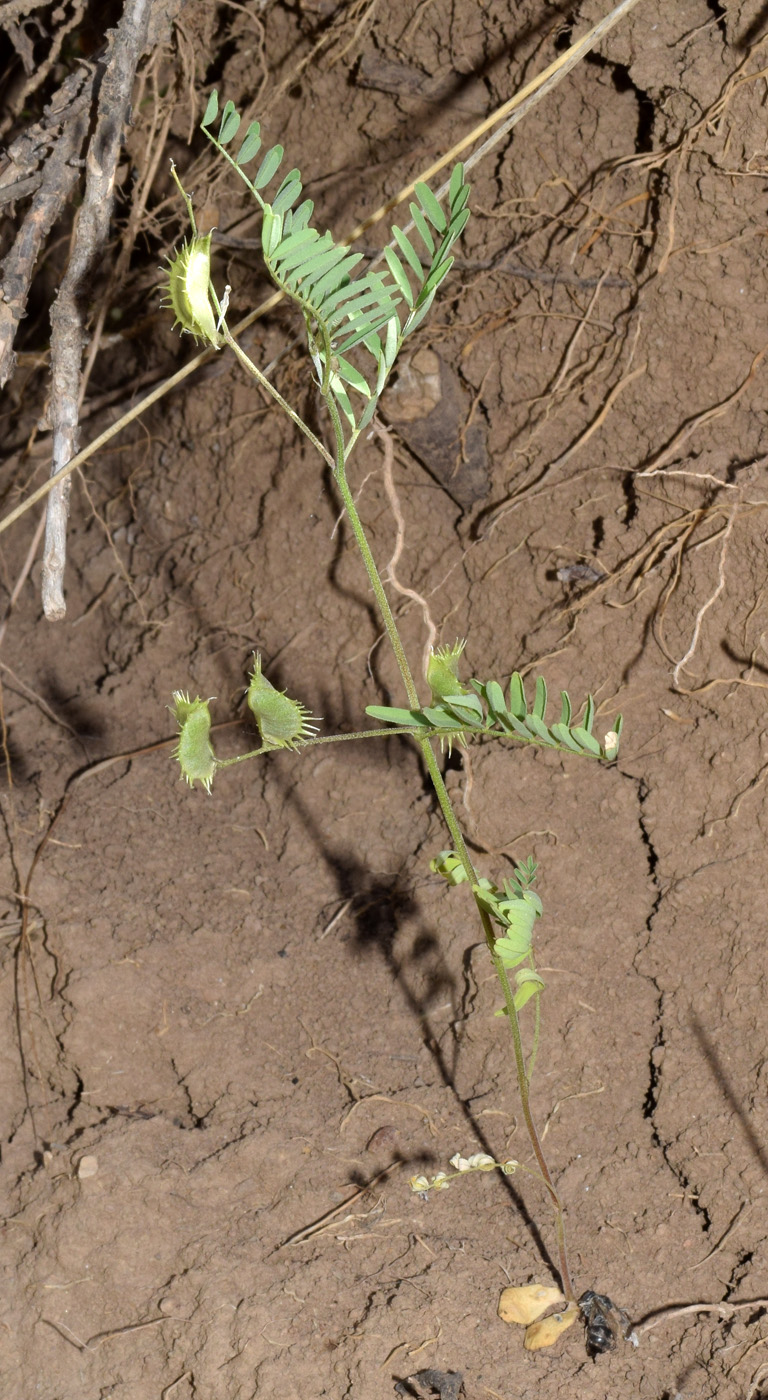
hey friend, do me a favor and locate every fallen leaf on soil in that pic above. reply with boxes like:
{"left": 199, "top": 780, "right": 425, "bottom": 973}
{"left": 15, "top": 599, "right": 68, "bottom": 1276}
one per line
{"left": 524, "top": 1306, "right": 579, "bottom": 1350}
{"left": 498, "top": 1283, "right": 565, "bottom": 1326}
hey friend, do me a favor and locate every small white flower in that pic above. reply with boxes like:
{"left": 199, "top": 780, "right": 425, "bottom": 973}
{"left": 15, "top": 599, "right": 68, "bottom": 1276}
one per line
{"left": 466, "top": 1153, "right": 496, "bottom": 1170}
{"left": 432, "top": 1172, "right": 451, "bottom": 1190}
{"left": 604, "top": 730, "right": 619, "bottom": 757}
{"left": 449, "top": 1153, "right": 471, "bottom": 1172}
{"left": 410, "top": 1175, "right": 431, "bottom": 1193}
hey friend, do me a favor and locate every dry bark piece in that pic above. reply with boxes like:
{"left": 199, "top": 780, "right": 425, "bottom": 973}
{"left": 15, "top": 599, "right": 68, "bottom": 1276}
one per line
{"left": 43, "top": 0, "right": 154, "bottom": 619}
{"left": 498, "top": 1283, "right": 566, "bottom": 1326}
{"left": 0, "top": 67, "right": 96, "bottom": 389}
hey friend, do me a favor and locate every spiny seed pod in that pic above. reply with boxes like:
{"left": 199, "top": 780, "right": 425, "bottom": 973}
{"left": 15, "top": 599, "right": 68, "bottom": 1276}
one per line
{"left": 427, "top": 640, "right": 468, "bottom": 703}
{"left": 162, "top": 233, "right": 221, "bottom": 347}
{"left": 246, "top": 655, "right": 318, "bottom": 751}
{"left": 171, "top": 693, "right": 217, "bottom": 793}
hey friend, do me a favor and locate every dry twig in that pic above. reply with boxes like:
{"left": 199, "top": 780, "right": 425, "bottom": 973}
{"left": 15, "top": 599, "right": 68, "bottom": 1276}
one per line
{"left": 43, "top": 0, "right": 153, "bottom": 619}
{"left": 0, "top": 66, "right": 96, "bottom": 388}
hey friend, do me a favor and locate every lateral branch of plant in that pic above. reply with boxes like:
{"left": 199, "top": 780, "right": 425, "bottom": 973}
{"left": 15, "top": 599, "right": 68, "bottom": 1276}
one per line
{"left": 165, "top": 94, "right": 624, "bottom": 1312}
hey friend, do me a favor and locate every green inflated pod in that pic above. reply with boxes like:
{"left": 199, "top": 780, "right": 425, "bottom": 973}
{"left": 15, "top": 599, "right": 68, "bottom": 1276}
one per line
{"left": 246, "top": 655, "right": 318, "bottom": 750}
{"left": 171, "top": 693, "right": 217, "bottom": 793}
{"left": 426, "top": 640, "right": 468, "bottom": 703}
{"left": 161, "top": 232, "right": 222, "bottom": 348}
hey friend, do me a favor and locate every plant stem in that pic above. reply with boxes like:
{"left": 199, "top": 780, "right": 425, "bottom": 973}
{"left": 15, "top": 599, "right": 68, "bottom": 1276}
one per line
{"left": 324, "top": 393, "right": 420, "bottom": 709}
{"left": 221, "top": 328, "right": 335, "bottom": 469}
{"left": 493, "top": 949, "right": 575, "bottom": 1301}
{"left": 225, "top": 337, "right": 574, "bottom": 1299}
{"left": 323, "top": 391, "right": 576, "bottom": 1301}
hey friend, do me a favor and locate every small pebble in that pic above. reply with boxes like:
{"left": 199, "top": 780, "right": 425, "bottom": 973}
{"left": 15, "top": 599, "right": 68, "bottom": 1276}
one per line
{"left": 366, "top": 1125, "right": 399, "bottom": 1153}
{"left": 77, "top": 1155, "right": 98, "bottom": 1179}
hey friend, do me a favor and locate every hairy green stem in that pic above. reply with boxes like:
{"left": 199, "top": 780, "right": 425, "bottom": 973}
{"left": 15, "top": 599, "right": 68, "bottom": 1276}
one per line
{"left": 493, "top": 948, "right": 575, "bottom": 1300}
{"left": 322, "top": 388, "right": 575, "bottom": 1301}
{"left": 222, "top": 329, "right": 335, "bottom": 468}
{"left": 324, "top": 392, "right": 420, "bottom": 708}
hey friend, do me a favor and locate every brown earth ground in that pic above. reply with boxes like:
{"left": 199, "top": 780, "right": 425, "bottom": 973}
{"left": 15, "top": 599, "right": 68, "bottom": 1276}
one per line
{"left": 2, "top": 2, "right": 768, "bottom": 1397}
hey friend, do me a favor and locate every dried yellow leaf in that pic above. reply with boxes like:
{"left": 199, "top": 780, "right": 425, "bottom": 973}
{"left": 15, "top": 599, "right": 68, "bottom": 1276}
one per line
{"left": 498, "top": 1284, "right": 565, "bottom": 1327}
{"left": 524, "top": 1305, "right": 579, "bottom": 1350}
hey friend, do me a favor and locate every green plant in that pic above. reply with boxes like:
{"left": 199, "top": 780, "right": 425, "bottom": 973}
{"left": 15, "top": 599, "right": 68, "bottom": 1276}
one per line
{"left": 166, "top": 93, "right": 623, "bottom": 1347}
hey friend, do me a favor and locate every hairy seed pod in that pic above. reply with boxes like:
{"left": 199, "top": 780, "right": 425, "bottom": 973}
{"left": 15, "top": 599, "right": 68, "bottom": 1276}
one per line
{"left": 246, "top": 655, "right": 318, "bottom": 750}
{"left": 172, "top": 693, "right": 217, "bottom": 793}
{"left": 162, "top": 234, "right": 221, "bottom": 347}
{"left": 427, "top": 640, "right": 468, "bottom": 703}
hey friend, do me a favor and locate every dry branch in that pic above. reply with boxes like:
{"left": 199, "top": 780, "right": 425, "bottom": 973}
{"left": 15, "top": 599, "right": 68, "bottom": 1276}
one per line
{"left": 0, "top": 66, "right": 96, "bottom": 387}
{"left": 42, "top": 0, "right": 153, "bottom": 619}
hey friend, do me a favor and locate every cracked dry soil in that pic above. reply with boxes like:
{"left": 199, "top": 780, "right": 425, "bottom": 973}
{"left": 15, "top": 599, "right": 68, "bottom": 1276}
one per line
{"left": 3, "top": 2, "right": 768, "bottom": 1397}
